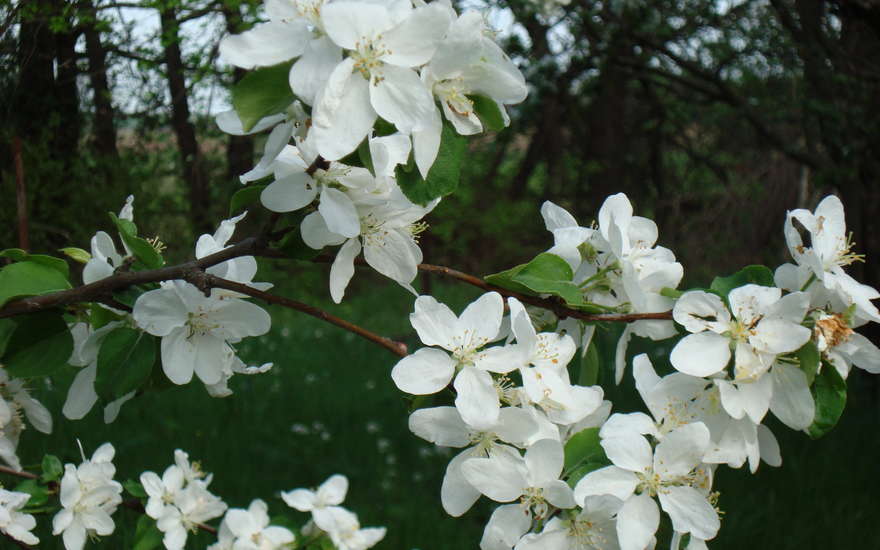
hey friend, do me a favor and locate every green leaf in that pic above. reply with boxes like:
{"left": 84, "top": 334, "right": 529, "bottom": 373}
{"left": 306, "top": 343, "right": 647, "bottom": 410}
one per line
{"left": 374, "top": 117, "right": 396, "bottom": 137}
{"left": 566, "top": 461, "right": 607, "bottom": 488}
{"left": 3, "top": 312, "right": 73, "bottom": 378}
{"left": 110, "top": 213, "right": 164, "bottom": 269}
{"left": 134, "top": 515, "right": 163, "bottom": 550}
{"left": 795, "top": 340, "right": 821, "bottom": 386}
{"left": 90, "top": 303, "right": 124, "bottom": 329}
{"left": 469, "top": 94, "right": 505, "bottom": 132}
{"left": 486, "top": 253, "right": 587, "bottom": 307}
{"left": 0, "top": 249, "right": 69, "bottom": 277}
{"left": 0, "top": 319, "right": 15, "bottom": 357}
{"left": 41, "top": 454, "right": 63, "bottom": 482}
{"left": 807, "top": 362, "right": 847, "bottom": 439}
{"left": 710, "top": 265, "right": 775, "bottom": 298}
{"left": 231, "top": 61, "right": 295, "bottom": 132}
{"left": 95, "top": 327, "right": 156, "bottom": 402}
{"left": 124, "top": 479, "right": 148, "bottom": 499}
{"left": 13, "top": 479, "right": 49, "bottom": 507}
{"left": 60, "top": 247, "right": 91, "bottom": 264}
{"left": 579, "top": 338, "right": 601, "bottom": 387}
{"left": 660, "top": 287, "right": 683, "bottom": 299}
{"left": 277, "top": 212, "right": 321, "bottom": 260}
{"left": 357, "top": 139, "right": 374, "bottom": 175}
{"left": 397, "top": 120, "right": 466, "bottom": 206}
{"left": 229, "top": 184, "right": 267, "bottom": 216}
{"left": 0, "top": 260, "right": 72, "bottom": 307}
{"left": 0, "top": 248, "right": 27, "bottom": 261}
{"left": 563, "top": 427, "right": 607, "bottom": 477}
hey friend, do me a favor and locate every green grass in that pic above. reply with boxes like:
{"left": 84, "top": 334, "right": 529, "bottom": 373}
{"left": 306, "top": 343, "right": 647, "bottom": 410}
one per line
{"left": 11, "top": 268, "right": 880, "bottom": 548}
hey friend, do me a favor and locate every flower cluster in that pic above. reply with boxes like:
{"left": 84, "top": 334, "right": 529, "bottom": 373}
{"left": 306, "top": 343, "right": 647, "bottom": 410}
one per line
{"left": 216, "top": 0, "right": 527, "bottom": 300}
{"left": 52, "top": 443, "right": 123, "bottom": 550}
{"left": 541, "top": 193, "right": 684, "bottom": 381}
{"left": 72, "top": 198, "right": 274, "bottom": 409}
{"left": 141, "top": 450, "right": 227, "bottom": 550}
{"left": 282, "top": 474, "right": 386, "bottom": 550}
{"left": 0, "top": 488, "right": 39, "bottom": 545}
{"left": 0, "top": 368, "right": 52, "bottom": 471}
{"left": 390, "top": 193, "right": 880, "bottom": 549}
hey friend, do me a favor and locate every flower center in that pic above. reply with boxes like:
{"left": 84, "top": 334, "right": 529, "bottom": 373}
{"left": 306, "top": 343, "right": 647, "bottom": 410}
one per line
{"left": 815, "top": 313, "right": 853, "bottom": 350}
{"left": 567, "top": 517, "right": 610, "bottom": 548}
{"left": 351, "top": 38, "right": 389, "bottom": 81}
{"left": 186, "top": 311, "right": 218, "bottom": 338}
{"left": 435, "top": 79, "right": 474, "bottom": 117}
{"left": 521, "top": 486, "right": 549, "bottom": 518}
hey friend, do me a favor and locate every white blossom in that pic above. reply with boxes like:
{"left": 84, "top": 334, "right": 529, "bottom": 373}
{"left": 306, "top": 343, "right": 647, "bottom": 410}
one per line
{"left": 0, "top": 489, "right": 38, "bottom": 545}
{"left": 52, "top": 443, "right": 123, "bottom": 550}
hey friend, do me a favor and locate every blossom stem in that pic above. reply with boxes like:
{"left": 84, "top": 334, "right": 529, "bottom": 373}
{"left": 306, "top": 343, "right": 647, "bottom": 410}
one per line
{"left": 121, "top": 498, "right": 218, "bottom": 535}
{"left": 800, "top": 272, "right": 817, "bottom": 292}
{"left": 0, "top": 465, "right": 37, "bottom": 480}
{"left": 196, "top": 273, "right": 409, "bottom": 357}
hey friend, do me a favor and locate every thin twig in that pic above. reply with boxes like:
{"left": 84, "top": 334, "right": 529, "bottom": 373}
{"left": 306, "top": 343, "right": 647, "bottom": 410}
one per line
{"left": 198, "top": 274, "right": 408, "bottom": 357}
{"left": 122, "top": 498, "right": 217, "bottom": 535}
{"left": 0, "top": 465, "right": 37, "bottom": 480}
{"left": 0, "top": 237, "right": 265, "bottom": 319}
{"left": 308, "top": 255, "right": 673, "bottom": 323}
{"left": 417, "top": 263, "right": 673, "bottom": 322}
{"left": 3, "top": 531, "right": 31, "bottom": 549}
{"left": 305, "top": 154, "right": 329, "bottom": 176}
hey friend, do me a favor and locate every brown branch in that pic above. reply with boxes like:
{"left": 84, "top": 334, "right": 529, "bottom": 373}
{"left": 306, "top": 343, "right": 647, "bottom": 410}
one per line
{"left": 3, "top": 532, "right": 31, "bottom": 549}
{"left": 0, "top": 237, "right": 266, "bottom": 319}
{"left": 306, "top": 255, "right": 672, "bottom": 323}
{"left": 0, "top": 465, "right": 37, "bottom": 480}
{"left": 415, "top": 263, "right": 673, "bottom": 323}
{"left": 305, "top": 154, "right": 330, "bottom": 176}
{"left": 197, "top": 274, "right": 408, "bottom": 357}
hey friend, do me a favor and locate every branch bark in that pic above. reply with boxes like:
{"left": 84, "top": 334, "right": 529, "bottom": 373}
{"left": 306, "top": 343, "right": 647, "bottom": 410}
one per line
{"left": 198, "top": 274, "right": 408, "bottom": 357}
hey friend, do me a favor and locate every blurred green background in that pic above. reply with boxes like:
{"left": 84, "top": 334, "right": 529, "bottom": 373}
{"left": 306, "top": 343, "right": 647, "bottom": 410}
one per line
{"left": 3, "top": 0, "right": 880, "bottom": 547}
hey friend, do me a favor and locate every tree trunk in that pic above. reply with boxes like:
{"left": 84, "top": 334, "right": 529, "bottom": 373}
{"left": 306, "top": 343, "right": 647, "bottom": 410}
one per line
{"left": 221, "top": 2, "right": 254, "bottom": 183}
{"left": 83, "top": 0, "right": 118, "bottom": 158}
{"left": 159, "top": 4, "right": 211, "bottom": 235}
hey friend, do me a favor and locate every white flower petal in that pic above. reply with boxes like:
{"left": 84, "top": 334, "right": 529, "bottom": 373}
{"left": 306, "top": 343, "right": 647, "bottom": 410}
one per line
{"left": 658, "top": 486, "right": 720, "bottom": 541}
{"left": 670, "top": 332, "right": 731, "bottom": 377}
{"left": 391, "top": 348, "right": 456, "bottom": 394}
{"left": 616, "top": 493, "right": 659, "bottom": 550}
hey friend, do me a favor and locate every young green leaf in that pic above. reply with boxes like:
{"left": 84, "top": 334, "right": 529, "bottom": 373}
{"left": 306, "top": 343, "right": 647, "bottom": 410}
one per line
{"left": 485, "top": 253, "right": 586, "bottom": 307}
{"left": 110, "top": 213, "right": 164, "bottom": 269}
{"left": 59, "top": 247, "right": 91, "bottom": 264}
{"left": 0, "top": 249, "right": 70, "bottom": 277}
{"left": 795, "top": 340, "right": 821, "bottom": 386}
{"left": 0, "top": 260, "right": 72, "bottom": 307}
{"left": 13, "top": 479, "right": 49, "bottom": 507}
{"left": 807, "top": 362, "right": 847, "bottom": 439}
{"left": 124, "top": 479, "right": 148, "bottom": 499}
{"left": 468, "top": 94, "right": 505, "bottom": 132}
{"left": 231, "top": 61, "right": 295, "bottom": 132}
{"left": 134, "top": 515, "right": 163, "bottom": 550}
{"left": 95, "top": 327, "right": 157, "bottom": 402}
{"left": 396, "top": 121, "right": 466, "bottom": 205}
{"left": 230, "top": 184, "right": 267, "bottom": 216}
{"left": 579, "top": 338, "right": 601, "bottom": 387}
{"left": 0, "top": 319, "right": 15, "bottom": 357}
{"left": 41, "top": 454, "right": 63, "bottom": 482}
{"left": 710, "top": 265, "right": 775, "bottom": 298}
{"left": 3, "top": 312, "right": 73, "bottom": 378}
{"left": 563, "top": 427, "right": 608, "bottom": 479}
